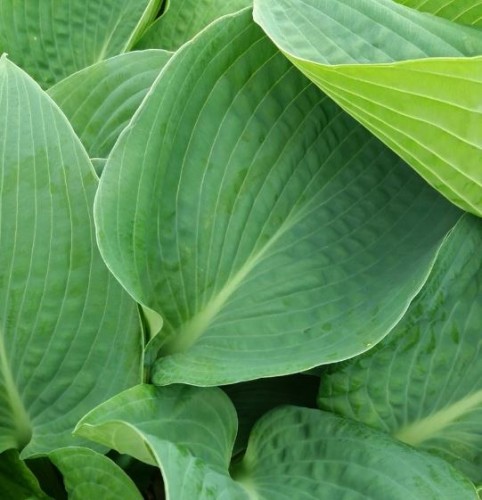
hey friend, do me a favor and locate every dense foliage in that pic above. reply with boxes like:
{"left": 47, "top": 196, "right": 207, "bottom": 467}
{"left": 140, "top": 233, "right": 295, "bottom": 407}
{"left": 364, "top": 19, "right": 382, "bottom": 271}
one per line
{"left": 0, "top": 0, "right": 481, "bottom": 498}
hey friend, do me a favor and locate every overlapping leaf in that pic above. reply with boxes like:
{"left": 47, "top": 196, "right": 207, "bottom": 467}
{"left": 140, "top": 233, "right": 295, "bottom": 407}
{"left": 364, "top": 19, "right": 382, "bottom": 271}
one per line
{"left": 95, "top": 11, "right": 458, "bottom": 385}
{"left": 135, "top": 0, "right": 252, "bottom": 50}
{"left": 49, "top": 447, "right": 142, "bottom": 499}
{"left": 318, "top": 215, "right": 482, "bottom": 482}
{"left": 0, "top": 56, "right": 142, "bottom": 458}
{"left": 95, "top": 10, "right": 460, "bottom": 386}
{"left": 48, "top": 50, "right": 172, "bottom": 162}
{"left": 0, "top": 0, "right": 161, "bottom": 88}
{"left": 253, "top": 0, "right": 482, "bottom": 216}
{"left": 75, "top": 385, "right": 245, "bottom": 499}
{"left": 396, "top": 0, "right": 482, "bottom": 26}
{"left": 75, "top": 386, "right": 477, "bottom": 499}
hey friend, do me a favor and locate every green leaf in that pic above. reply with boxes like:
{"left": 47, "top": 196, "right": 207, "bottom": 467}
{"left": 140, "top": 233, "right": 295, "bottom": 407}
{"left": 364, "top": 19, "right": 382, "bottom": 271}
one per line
{"left": 232, "top": 407, "right": 477, "bottom": 499}
{"left": 95, "top": 9, "right": 460, "bottom": 386}
{"left": 135, "top": 0, "right": 252, "bottom": 51}
{"left": 75, "top": 384, "right": 246, "bottom": 499}
{"left": 253, "top": 0, "right": 482, "bottom": 216}
{"left": 395, "top": 0, "right": 482, "bottom": 27}
{"left": 76, "top": 389, "right": 477, "bottom": 499}
{"left": 49, "top": 448, "right": 142, "bottom": 500}
{"left": 48, "top": 50, "right": 172, "bottom": 161}
{"left": 0, "top": 449, "right": 50, "bottom": 499}
{"left": 0, "top": 56, "right": 142, "bottom": 457}
{"left": 0, "top": 0, "right": 161, "bottom": 88}
{"left": 318, "top": 214, "right": 482, "bottom": 482}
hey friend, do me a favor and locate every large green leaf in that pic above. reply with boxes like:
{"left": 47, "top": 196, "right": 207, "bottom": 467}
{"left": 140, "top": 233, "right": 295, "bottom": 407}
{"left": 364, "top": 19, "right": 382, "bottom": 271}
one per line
{"left": 48, "top": 50, "right": 172, "bottom": 162}
{"left": 0, "top": 56, "right": 142, "bottom": 457}
{"left": 0, "top": 0, "right": 161, "bottom": 88}
{"left": 75, "top": 385, "right": 246, "bottom": 499}
{"left": 135, "top": 0, "right": 252, "bottom": 50}
{"left": 95, "top": 9, "right": 460, "bottom": 386}
{"left": 396, "top": 0, "right": 482, "bottom": 27}
{"left": 49, "top": 447, "right": 142, "bottom": 500}
{"left": 253, "top": 0, "right": 482, "bottom": 216}
{"left": 232, "top": 407, "right": 477, "bottom": 499}
{"left": 0, "top": 450, "right": 49, "bottom": 499}
{"left": 76, "top": 387, "right": 477, "bottom": 499}
{"left": 318, "top": 214, "right": 482, "bottom": 482}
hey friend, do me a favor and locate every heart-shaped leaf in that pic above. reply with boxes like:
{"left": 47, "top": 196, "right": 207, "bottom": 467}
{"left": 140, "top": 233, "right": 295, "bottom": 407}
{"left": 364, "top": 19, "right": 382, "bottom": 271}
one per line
{"left": 94, "top": 9, "right": 460, "bottom": 386}
{"left": 253, "top": 0, "right": 482, "bottom": 216}
{"left": 319, "top": 214, "right": 482, "bottom": 482}
{"left": 0, "top": 56, "right": 142, "bottom": 458}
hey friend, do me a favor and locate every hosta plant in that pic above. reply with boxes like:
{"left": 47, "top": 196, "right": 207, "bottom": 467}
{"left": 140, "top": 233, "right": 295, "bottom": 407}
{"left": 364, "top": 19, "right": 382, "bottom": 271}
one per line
{"left": 0, "top": 0, "right": 481, "bottom": 498}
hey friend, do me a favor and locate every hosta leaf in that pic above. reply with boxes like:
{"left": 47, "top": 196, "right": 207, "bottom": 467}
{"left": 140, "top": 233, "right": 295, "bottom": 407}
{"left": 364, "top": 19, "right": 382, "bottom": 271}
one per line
{"left": 0, "top": 0, "right": 161, "bottom": 88}
{"left": 95, "top": 9, "right": 460, "bottom": 386}
{"left": 253, "top": 0, "right": 482, "bottom": 216}
{"left": 396, "top": 0, "right": 482, "bottom": 27}
{"left": 75, "top": 385, "right": 246, "bottom": 499}
{"left": 135, "top": 0, "right": 252, "bottom": 51}
{"left": 49, "top": 447, "right": 142, "bottom": 500}
{"left": 232, "top": 407, "right": 477, "bottom": 499}
{"left": 76, "top": 389, "right": 477, "bottom": 499}
{"left": 0, "top": 449, "right": 49, "bottom": 499}
{"left": 48, "top": 50, "right": 172, "bottom": 162}
{"left": 0, "top": 56, "right": 142, "bottom": 457}
{"left": 318, "top": 215, "right": 482, "bottom": 482}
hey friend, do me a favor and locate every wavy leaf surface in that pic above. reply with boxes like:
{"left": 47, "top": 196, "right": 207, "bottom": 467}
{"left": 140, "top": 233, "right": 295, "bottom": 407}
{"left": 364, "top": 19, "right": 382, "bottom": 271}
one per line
{"left": 95, "top": 10, "right": 460, "bottom": 386}
{"left": 319, "top": 215, "right": 482, "bottom": 482}
{"left": 0, "top": 56, "right": 142, "bottom": 458}
{"left": 0, "top": 0, "right": 161, "bottom": 88}
{"left": 76, "top": 386, "right": 477, "bottom": 499}
{"left": 49, "top": 447, "right": 142, "bottom": 499}
{"left": 253, "top": 0, "right": 482, "bottom": 216}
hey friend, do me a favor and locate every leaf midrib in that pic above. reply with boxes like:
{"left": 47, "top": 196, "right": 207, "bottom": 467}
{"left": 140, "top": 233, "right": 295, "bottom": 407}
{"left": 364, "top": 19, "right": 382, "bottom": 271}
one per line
{"left": 0, "top": 331, "right": 32, "bottom": 449}
{"left": 394, "top": 389, "right": 482, "bottom": 446}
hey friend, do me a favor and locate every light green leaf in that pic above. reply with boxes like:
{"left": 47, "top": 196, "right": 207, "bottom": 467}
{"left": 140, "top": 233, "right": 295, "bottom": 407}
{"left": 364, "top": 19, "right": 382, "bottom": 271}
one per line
{"left": 48, "top": 50, "right": 172, "bottom": 161}
{"left": 318, "top": 215, "right": 482, "bottom": 482}
{"left": 253, "top": 0, "right": 482, "bottom": 216}
{"left": 0, "top": 0, "right": 161, "bottom": 88}
{"left": 0, "top": 56, "right": 142, "bottom": 458}
{"left": 232, "top": 407, "right": 477, "bottom": 499}
{"left": 395, "top": 0, "right": 482, "bottom": 27}
{"left": 0, "top": 449, "right": 50, "bottom": 499}
{"left": 49, "top": 447, "right": 142, "bottom": 500}
{"left": 95, "top": 9, "right": 460, "bottom": 386}
{"left": 76, "top": 389, "right": 477, "bottom": 499}
{"left": 75, "top": 384, "right": 246, "bottom": 499}
{"left": 135, "top": 0, "right": 252, "bottom": 51}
